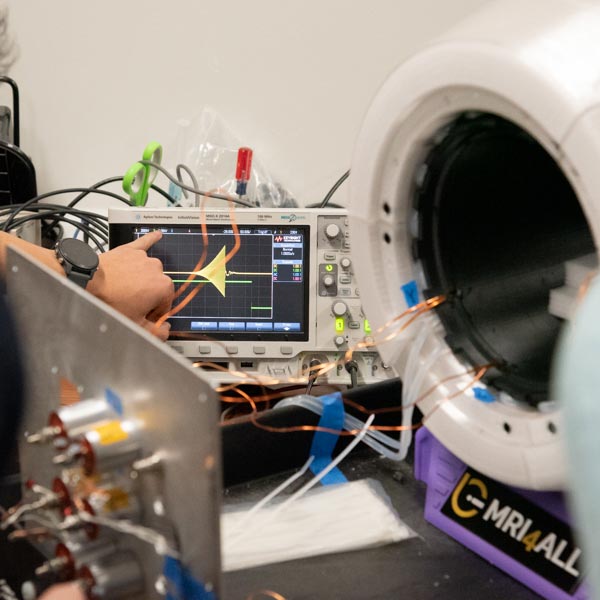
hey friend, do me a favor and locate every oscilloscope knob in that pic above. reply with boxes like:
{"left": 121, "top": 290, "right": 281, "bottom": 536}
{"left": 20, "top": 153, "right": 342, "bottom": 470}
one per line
{"left": 334, "top": 336, "right": 346, "bottom": 347}
{"left": 332, "top": 301, "right": 348, "bottom": 317}
{"left": 340, "top": 257, "right": 352, "bottom": 269}
{"left": 325, "top": 223, "right": 341, "bottom": 239}
{"left": 323, "top": 274, "right": 335, "bottom": 287}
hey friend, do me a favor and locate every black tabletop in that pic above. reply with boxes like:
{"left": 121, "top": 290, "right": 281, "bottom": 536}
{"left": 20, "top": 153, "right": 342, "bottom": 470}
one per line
{"left": 222, "top": 454, "right": 542, "bottom": 600}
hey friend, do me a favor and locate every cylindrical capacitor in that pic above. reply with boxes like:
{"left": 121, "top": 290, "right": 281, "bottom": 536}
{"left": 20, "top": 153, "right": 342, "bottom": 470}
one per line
{"left": 79, "top": 419, "right": 141, "bottom": 475}
{"left": 77, "top": 552, "right": 144, "bottom": 600}
{"left": 49, "top": 399, "right": 117, "bottom": 440}
{"left": 53, "top": 420, "right": 141, "bottom": 476}
{"left": 27, "top": 399, "right": 117, "bottom": 445}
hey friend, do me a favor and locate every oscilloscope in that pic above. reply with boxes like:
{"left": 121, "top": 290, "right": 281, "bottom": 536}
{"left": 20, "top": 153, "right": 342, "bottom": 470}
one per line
{"left": 108, "top": 207, "right": 393, "bottom": 385}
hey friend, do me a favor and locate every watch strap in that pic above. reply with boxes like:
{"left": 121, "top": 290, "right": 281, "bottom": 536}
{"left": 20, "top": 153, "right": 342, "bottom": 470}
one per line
{"left": 68, "top": 268, "right": 95, "bottom": 288}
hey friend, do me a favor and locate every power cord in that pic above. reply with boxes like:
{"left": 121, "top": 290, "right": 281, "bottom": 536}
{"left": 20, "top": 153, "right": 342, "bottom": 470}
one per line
{"left": 344, "top": 360, "right": 359, "bottom": 389}
{"left": 306, "top": 358, "right": 322, "bottom": 395}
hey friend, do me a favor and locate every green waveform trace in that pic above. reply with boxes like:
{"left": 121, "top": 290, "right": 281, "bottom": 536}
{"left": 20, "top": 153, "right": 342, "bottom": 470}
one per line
{"left": 171, "top": 279, "right": 253, "bottom": 284}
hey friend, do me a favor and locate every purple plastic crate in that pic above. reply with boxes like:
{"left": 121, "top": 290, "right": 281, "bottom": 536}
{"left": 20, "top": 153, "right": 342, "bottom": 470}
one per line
{"left": 414, "top": 428, "right": 586, "bottom": 600}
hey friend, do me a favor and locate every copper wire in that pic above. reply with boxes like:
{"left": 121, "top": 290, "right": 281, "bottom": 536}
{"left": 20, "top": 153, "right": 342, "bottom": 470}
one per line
{"left": 341, "top": 364, "right": 493, "bottom": 416}
{"left": 236, "top": 361, "right": 489, "bottom": 436}
{"left": 154, "top": 192, "right": 242, "bottom": 329}
{"left": 7, "top": 527, "right": 52, "bottom": 541}
{"left": 210, "top": 296, "right": 446, "bottom": 396}
{"left": 246, "top": 591, "right": 287, "bottom": 600}
{"left": 172, "top": 199, "right": 209, "bottom": 301}
{"left": 422, "top": 365, "right": 489, "bottom": 423}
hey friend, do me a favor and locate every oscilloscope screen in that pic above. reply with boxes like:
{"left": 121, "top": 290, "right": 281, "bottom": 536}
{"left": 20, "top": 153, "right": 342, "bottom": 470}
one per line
{"left": 130, "top": 224, "right": 310, "bottom": 341}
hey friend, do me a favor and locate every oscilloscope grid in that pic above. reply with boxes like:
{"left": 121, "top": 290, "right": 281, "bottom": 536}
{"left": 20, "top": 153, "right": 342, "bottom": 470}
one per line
{"left": 159, "top": 231, "right": 274, "bottom": 320}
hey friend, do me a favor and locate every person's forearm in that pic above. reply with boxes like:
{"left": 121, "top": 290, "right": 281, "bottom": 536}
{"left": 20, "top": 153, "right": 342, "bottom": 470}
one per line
{"left": 0, "top": 231, "right": 65, "bottom": 278}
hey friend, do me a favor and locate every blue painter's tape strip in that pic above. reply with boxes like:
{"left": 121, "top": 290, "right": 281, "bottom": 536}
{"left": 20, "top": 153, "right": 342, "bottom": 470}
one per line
{"left": 309, "top": 392, "right": 347, "bottom": 485}
{"left": 163, "top": 557, "right": 216, "bottom": 600}
{"left": 401, "top": 280, "right": 419, "bottom": 308}
{"left": 105, "top": 388, "right": 123, "bottom": 416}
{"left": 473, "top": 387, "right": 496, "bottom": 403}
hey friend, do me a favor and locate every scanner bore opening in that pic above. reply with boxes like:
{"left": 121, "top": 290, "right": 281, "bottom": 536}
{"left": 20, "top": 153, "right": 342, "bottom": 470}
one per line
{"left": 415, "top": 113, "right": 595, "bottom": 406}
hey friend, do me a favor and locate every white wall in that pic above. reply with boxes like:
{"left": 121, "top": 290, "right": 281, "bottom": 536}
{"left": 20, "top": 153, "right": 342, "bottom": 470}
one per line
{"left": 6, "top": 0, "right": 490, "bottom": 207}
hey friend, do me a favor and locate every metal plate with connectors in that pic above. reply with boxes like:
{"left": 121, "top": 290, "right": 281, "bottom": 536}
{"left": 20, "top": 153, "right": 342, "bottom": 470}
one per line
{"left": 6, "top": 247, "right": 221, "bottom": 599}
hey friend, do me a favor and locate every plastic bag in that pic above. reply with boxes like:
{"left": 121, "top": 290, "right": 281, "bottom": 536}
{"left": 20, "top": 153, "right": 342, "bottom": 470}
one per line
{"left": 166, "top": 107, "right": 296, "bottom": 208}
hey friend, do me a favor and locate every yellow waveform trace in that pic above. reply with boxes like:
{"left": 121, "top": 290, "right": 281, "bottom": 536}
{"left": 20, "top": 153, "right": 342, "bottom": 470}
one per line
{"left": 164, "top": 246, "right": 227, "bottom": 297}
{"left": 197, "top": 246, "right": 227, "bottom": 296}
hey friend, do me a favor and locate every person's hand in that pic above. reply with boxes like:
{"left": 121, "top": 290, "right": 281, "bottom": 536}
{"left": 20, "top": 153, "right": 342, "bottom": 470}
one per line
{"left": 38, "top": 582, "right": 86, "bottom": 600}
{"left": 86, "top": 230, "right": 174, "bottom": 341}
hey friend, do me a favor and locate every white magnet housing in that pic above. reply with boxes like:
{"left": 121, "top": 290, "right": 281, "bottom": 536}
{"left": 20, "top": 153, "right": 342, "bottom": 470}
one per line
{"left": 349, "top": 0, "right": 600, "bottom": 490}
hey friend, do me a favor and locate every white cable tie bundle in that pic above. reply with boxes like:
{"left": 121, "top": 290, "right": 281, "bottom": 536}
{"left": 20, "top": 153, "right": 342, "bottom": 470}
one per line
{"left": 221, "top": 478, "right": 414, "bottom": 572}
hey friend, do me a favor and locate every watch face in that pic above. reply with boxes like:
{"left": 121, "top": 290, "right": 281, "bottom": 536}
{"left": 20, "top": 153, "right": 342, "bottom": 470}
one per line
{"left": 59, "top": 238, "right": 99, "bottom": 271}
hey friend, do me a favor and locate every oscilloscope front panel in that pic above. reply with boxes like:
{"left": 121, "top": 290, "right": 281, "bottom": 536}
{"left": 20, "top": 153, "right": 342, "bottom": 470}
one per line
{"left": 108, "top": 208, "right": 393, "bottom": 384}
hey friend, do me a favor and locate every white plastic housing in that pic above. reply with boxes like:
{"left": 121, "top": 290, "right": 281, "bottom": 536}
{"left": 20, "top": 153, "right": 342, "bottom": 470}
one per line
{"left": 349, "top": 0, "right": 600, "bottom": 490}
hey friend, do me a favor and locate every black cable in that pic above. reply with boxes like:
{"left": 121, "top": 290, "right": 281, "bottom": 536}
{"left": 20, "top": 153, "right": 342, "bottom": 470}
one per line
{"left": 306, "top": 358, "right": 322, "bottom": 395}
{"left": 67, "top": 176, "right": 124, "bottom": 208}
{"left": 8, "top": 211, "right": 108, "bottom": 242}
{"left": 1, "top": 203, "right": 110, "bottom": 235}
{"left": 344, "top": 360, "right": 359, "bottom": 389}
{"left": 8, "top": 213, "right": 106, "bottom": 251}
{"left": 1, "top": 188, "right": 131, "bottom": 232}
{"left": 318, "top": 170, "right": 350, "bottom": 208}
{"left": 138, "top": 160, "right": 255, "bottom": 207}
{"left": 304, "top": 201, "right": 344, "bottom": 209}
{"left": 5, "top": 207, "right": 110, "bottom": 243}
{"left": 67, "top": 176, "right": 177, "bottom": 208}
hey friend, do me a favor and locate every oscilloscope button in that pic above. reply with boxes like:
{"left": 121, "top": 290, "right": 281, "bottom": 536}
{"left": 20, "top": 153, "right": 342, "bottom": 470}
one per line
{"left": 199, "top": 345, "right": 211, "bottom": 355}
{"left": 253, "top": 346, "right": 266, "bottom": 355}
{"left": 280, "top": 346, "right": 294, "bottom": 355}
{"left": 324, "top": 252, "right": 336, "bottom": 261}
{"left": 226, "top": 346, "right": 239, "bottom": 355}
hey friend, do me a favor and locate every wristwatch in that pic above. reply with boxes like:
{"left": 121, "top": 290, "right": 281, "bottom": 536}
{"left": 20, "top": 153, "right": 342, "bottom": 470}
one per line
{"left": 54, "top": 238, "right": 99, "bottom": 288}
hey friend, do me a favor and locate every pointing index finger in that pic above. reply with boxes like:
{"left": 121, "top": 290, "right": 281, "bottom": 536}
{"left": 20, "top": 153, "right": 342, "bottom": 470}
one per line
{"left": 126, "top": 230, "right": 163, "bottom": 252}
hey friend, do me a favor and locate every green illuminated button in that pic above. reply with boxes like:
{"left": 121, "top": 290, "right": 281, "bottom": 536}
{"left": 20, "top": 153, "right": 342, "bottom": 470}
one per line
{"left": 364, "top": 319, "right": 372, "bottom": 333}
{"left": 335, "top": 317, "right": 345, "bottom": 332}
{"left": 325, "top": 264, "right": 334, "bottom": 272}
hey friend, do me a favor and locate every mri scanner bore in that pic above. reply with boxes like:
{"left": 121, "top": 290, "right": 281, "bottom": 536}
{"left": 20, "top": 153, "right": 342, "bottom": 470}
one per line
{"left": 415, "top": 112, "right": 595, "bottom": 406}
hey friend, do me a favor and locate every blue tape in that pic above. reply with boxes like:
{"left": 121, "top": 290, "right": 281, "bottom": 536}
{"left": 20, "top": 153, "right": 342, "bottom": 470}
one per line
{"left": 309, "top": 392, "right": 347, "bottom": 485}
{"left": 163, "top": 557, "right": 216, "bottom": 600}
{"left": 105, "top": 388, "right": 123, "bottom": 416}
{"left": 401, "top": 280, "right": 419, "bottom": 308}
{"left": 473, "top": 387, "right": 496, "bottom": 403}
